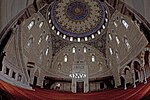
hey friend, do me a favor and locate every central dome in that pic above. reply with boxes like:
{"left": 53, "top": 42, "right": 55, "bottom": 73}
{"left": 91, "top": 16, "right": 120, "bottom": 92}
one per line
{"left": 67, "top": 1, "right": 89, "bottom": 20}
{"left": 51, "top": 0, "right": 106, "bottom": 38}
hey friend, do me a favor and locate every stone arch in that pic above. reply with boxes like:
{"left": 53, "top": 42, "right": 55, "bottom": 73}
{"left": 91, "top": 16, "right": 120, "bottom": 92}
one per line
{"left": 122, "top": 66, "right": 132, "bottom": 84}
{"left": 120, "top": 65, "right": 131, "bottom": 77}
{"left": 131, "top": 58, "right": 142, "bottom": 70}
{"left": 131, "top": 58, "right": 142, "bottom": 82}
{"left": 32, "top": 68, "right": 40, "bottom": 86}
{"left": 120, "top": 65, "right": 132, "bottom": 90}
{"left": 143, "top": 47, "right": 150, "bottom": 77}
{"left": 122, "top": 66, "right": 131, "bottom": 72}
{"left": 131, "top": 58, "right": 147, "bottom": 84}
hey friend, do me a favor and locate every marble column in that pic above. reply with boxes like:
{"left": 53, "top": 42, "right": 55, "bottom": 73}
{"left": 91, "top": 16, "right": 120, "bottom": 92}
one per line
{"left": 84, "top": 77, "right": 89, "bottom": 93}
{"left": 132, "top": 70, "right": 136, "bottom": 88}
{"left": 71, "top": 78, "right": 76, "bottom": 93}
{"left": 143, "top": 67, "right": 147, "bottom": 84}
{"left": 140, "top": 70, "right": 144, "bottom": 83}
{"left": 124, "top": 76, "right": 127, "bottom": 90}
{"left": 84, "top": 65, "right": 89, "bottom": 93}
{"left": 137, "top": 71, "right": 141, "bottom": 82}
{"left": 1, "top": 65, "right": 5, "bottom": 74}
{"left": 141, "top": 53, "right": 147, "bottom": 84}
{"left": 15, "top": 73, "right": 19, "bottom": 81}
{"left": 21, "top": 76, "right": 24, "bottom": 83}
{"left": 124, "top": 81, "right": 127, "bottom": 90}
{"left": 37, "top": 76, "right": 44, "bottom": 88}
{"left": 8, "top": 69, "right": 13, "bottom": 78}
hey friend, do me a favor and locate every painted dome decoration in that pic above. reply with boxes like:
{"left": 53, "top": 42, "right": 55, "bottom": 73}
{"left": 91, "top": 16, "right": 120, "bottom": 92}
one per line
{"left": 48, "top": 0, "right": 108, "bottom": 41}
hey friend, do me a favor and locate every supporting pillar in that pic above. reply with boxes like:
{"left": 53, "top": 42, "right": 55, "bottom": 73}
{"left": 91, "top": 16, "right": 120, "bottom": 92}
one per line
{"left": 84, "top": 75, "right": 89, "bottom": 93}
{"left": 9, "top": 69, "right": 13, "bottom": 78}
{"left": 132, "top": 70, "right": 136, "bottom": 88}
{"left": 71, "top": 78, "right": 76, "bottom": 93}
{"left": 111, "top": 64, "right": 119, "bottom": 88}
{"left": 140, "top": 70, "right": 144, "bottom": 83}
{"left": 38, "top": 76, "right": 44, "bottom": 88}
{"left": 2, "top": 65, "right": 5, "bottom": 74}
{"left": 84, "top": 64, "right": 89, "bottom": 93}
{"left": 15, "top": 73, "right": 19, "bottom": 81}
{"left": 143, "top": 67, "right": 147, "bottom": 84}
{"left": 137, "top": 71, "right": 141, "bottom": 82}
{"left": 141, "top": 51, "right": 147, "bottom": 84}
{"left": 124, "top": 81, "right": 127, "bottom": 90}
{"left": 124, "top": 76, "right": 127, "bottom": 90}
{"left": 114, "top": 77, "right": 119, "bottom": 88}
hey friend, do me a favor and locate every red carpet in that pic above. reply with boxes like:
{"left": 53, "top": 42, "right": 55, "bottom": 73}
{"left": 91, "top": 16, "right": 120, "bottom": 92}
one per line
{"left": 1, "top": 79, "right": 150, "bottom": 100}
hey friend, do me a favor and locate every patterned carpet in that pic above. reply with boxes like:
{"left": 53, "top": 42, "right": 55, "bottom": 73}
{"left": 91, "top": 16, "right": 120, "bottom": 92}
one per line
{"left": 1, "top": 79, "right": 150, "bottom": 100}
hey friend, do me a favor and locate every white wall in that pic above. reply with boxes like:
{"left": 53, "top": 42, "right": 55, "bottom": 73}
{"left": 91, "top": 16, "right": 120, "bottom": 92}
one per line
{"left": 124, "top": 0, "right": 150, "bottom": 23}
{"left": 0, "top": 0, "right": 34, "bottom": 32}
{"left": 1, "top": 0, "right": 150, "bottom": 34}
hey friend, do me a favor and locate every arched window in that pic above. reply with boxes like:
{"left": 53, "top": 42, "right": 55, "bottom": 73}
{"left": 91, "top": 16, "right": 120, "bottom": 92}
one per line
{"left": 64, "top": 55, "right": 68, "bottom": 62}
{"left": 108, "top": 34, "right": 112, "bottom": 41}
{"left": 77, "top": 38, "right": 81, "bottom": 42}
{"left": 115, "top": 49, "right": 119, "bottom": 59}
{"left": 98, "top": 62, "right": 103, "bottom": 71}
{"left": 49, "top": 19, "right": 51, "bottom": 23}
{"left": 84, "top": 37, "right": 88, "bottom": 41}
{"left": 63, "top": 35, "right": 66, "bottom": 39}
{"left": 122, "top": 19, "right": 129, "bottom": 29}
{"left": 45, "top": 48, "right": 49, "bottom": 56}
{"left": 115, "top": 35, "right": 120, "bottom": 44}
{"left": 105, "top": 18, "right": 108, "bottom": 22}
{"left": 27, "top": 37, "right": 34, "bottom": 47}
{"left": 28, "top": 21, "right": 34, "bottom": 30}
{"left": 124, "top": 37, "right": 131, "bottom": 49}
{"left": 72, "top": 47, "right": 76, "bottom": 53}
{"left": 97, "top": 30, "right": 101, "bottom": 34}
{"left": 52, "top": 26, "right": 55, "bottom": 30}
{"left": 18, "top": 75, "right": 22, "bottom": 81}
{"left": 57, "top": 31, "right": 60, "bottom": 35}
{"left": 91, "top": 34, "right": 95, "bottom": 39}
{"left": 70, "top": 37, "right": 73, "bottom": 41}
{"left": 109, "top": 47, "right": 113, "bottom": 55}
{"left": 45, "top": 34, "right": 49, "bottom": 41}
{"left": 84, "top": 47, "right": 87, "bottom": 53}
{"left": 91, "top": 54, "right": 95, "bottom": 62}
{"left": 114, "top": 21, "right": 118, "bottom": 27}
{"left": 102, "top": 25, "right": 105, "bottom": 29}
{"left": 58, "top": 62, "right": 62, "bottom": 70}
{"left": 39, "top": 21, "right": 44, "bottom": 28}
{"left": 40, "top": 50, "right": 43, "bottom": 59}
{"left": 38, "top": 35, "right": 42, "bottom": 45}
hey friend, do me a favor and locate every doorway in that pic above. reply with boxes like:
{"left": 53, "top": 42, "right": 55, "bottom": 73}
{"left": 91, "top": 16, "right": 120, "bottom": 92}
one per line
{"left": 120, "top": 76, "right": 125, "bottom": 88}
{"left": 135, "top": 70, "right": 139, "bottom": 81}
{"left": 77, "top": 82, "right": 84, "bottom": 93}
{"left": 33, "top": 76, "right": 37, "bottom": 86}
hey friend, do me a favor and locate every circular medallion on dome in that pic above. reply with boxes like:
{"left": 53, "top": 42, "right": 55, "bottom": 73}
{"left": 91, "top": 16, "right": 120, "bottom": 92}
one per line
{"left": 51, "top": 0, "right": 105, "bottom": 38}
{"left": 67, "top": 1, "right": 89, "bottom": 20}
